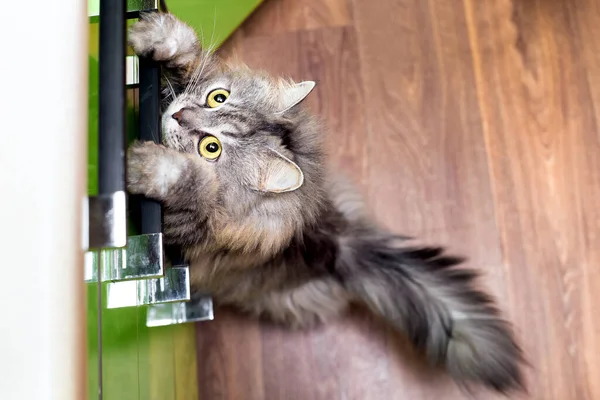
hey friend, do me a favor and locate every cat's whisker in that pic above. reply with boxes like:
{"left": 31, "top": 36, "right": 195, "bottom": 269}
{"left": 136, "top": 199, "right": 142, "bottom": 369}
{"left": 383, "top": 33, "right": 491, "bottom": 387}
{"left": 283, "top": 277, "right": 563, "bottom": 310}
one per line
{"left": 197, "top": 22, "right": 206, "bottom": 54}
{"left": 187, "top": 51, "right": 208, "bottom": 94}
{"left": 184, "top": 59, "right": 201, "bottom": 95}
{"left": 188, "top": 61, "right": 203, "bottom": 94}
{"left": 192, "top": 10, "right": 219, "bottom": 94}
{"left": 183, "top": 38, "right": 205, "bottom": 95}
{"left": 190, "top": 38, "right": 218, "bottom": 94}
{"left": 161, "top": 90, "right": 173, "bottom": 102}
{"left": 152, "top": 126, "right": 159, "bottom": 143}
{"left": 190, "top": 50, "right": 209, "bottom": 93}
{"left": 145, "top": 120, "right": 159, "bottom": 143}
{"left": 164, "top": 75, "right": 176, "bottom": 100}
{"left": 186, "top": 45, "right": 210, "bottom": 95}
{"left": 186, "top": 9, "right": 219, "bottom": 95}
{"left": 184, "top": 24, "right": 207, "bottom": 95}
{"left": 185, "top": 26, "right": 213, "bottom": 95}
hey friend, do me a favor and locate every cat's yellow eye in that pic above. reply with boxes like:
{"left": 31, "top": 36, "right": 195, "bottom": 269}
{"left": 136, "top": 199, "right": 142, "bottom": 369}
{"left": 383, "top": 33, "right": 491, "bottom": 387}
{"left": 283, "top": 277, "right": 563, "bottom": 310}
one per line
{"left": 198, "top": 135, "right": 222, "bottom": 160}
{"left": 206, "top": 89, "right": 230, "bottom": 108}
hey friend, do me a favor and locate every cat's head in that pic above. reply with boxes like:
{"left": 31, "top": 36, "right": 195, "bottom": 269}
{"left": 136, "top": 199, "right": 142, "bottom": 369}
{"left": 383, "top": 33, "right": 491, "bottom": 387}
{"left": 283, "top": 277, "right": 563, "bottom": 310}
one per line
{"left": 161, "top": 66, "right": 326, "bottom": 256}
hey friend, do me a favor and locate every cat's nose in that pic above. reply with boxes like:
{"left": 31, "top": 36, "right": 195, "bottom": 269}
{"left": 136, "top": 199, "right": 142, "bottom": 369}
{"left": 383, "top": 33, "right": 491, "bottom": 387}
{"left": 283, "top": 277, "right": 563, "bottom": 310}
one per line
{"left": 172, "top": 108, "right": 185, "bottom": 125}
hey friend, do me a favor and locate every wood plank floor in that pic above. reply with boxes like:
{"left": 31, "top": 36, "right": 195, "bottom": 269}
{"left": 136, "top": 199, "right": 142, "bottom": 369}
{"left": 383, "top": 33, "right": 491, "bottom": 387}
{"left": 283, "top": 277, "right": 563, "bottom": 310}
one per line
{"left": 194, "top": 0, "right": 600, "bottom": 398}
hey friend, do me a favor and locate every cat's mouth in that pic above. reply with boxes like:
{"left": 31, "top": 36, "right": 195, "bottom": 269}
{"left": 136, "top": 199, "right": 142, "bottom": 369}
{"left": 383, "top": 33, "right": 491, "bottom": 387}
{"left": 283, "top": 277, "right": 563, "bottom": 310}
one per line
{"left": 161, "top": 109, "right": 184, "bottom": 144}
{"left": 161, "top": 119, "right": 183, "bottom": 148}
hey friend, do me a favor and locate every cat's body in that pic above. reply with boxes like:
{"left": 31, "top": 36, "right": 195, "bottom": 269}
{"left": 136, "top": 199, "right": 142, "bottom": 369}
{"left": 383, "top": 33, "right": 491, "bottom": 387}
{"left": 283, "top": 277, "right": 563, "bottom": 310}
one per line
{"left": 127, "top": 12, "right": 525, "bottom": 393}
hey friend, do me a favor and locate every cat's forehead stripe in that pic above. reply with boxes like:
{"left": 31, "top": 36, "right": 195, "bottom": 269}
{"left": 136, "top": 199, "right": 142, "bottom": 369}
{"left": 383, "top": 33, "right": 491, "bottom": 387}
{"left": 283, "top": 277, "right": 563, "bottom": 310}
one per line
{"left": 219, "top": 131, "right": 243, "bottom": 139}
{"left": 224, "top": 111, "right": 253, "bottom": 125}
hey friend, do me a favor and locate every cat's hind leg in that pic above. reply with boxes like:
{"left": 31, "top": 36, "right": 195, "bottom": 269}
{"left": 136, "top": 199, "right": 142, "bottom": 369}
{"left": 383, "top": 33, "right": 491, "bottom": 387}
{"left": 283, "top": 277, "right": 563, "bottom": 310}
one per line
{"left": 246, "top": 278, "right": 352, "bottom": 329}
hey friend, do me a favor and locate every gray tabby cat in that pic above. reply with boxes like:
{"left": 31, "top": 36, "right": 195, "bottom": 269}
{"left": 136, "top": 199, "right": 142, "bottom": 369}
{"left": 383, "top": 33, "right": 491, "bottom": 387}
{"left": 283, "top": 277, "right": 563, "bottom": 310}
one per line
{"left": 127, "top": 12, "right": 525, "bottom": 393}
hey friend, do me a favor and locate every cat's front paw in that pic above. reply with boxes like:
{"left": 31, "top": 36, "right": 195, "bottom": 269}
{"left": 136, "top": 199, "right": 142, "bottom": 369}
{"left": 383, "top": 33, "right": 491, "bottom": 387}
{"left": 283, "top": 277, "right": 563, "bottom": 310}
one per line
{"left": 127, "top": 141, "right": 184, "bottom": 200}
{"left": 128, "top": 13, "right": 198, "bottom": 63}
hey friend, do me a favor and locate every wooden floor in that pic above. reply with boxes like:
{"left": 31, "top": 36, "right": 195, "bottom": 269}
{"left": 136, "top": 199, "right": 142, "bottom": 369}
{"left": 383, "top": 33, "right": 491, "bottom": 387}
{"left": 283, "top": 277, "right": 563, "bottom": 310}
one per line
{"left": 193, "top": 0, "right": 600, "bottom": 398}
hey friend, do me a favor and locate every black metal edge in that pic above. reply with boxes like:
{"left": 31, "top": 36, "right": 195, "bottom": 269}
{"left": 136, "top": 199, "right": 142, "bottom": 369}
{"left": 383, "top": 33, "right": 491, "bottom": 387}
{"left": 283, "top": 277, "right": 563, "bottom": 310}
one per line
{"left": 98, "top": 0, "right": 127, "bottom": 195}
{"left": 137, "top": 54, "right": 163, "bottom": 234}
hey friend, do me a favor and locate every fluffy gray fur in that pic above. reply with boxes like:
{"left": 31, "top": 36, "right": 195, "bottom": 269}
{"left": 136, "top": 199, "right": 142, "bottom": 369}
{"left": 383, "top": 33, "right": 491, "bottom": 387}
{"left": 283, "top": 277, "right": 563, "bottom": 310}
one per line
{"left": 127, "top": 12, "right": 525, "bottom": 393}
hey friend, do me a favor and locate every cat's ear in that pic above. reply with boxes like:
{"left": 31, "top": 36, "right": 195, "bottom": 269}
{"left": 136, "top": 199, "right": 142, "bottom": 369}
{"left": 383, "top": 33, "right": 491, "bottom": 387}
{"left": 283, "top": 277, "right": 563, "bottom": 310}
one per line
{"left": 275, "top": 81, "right": 316, "bottom": 114}
{"left": 252, "top": 149, "right": 304, "bottom": 193}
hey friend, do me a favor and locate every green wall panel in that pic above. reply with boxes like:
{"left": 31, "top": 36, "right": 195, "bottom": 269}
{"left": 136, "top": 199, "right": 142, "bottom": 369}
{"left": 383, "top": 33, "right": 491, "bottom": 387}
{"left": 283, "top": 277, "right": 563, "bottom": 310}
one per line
{"left": 168, "top": 0, "right": 263, "bottom": 48}
{"left": 86, "top": 1, "right": 264, "bottom": 399}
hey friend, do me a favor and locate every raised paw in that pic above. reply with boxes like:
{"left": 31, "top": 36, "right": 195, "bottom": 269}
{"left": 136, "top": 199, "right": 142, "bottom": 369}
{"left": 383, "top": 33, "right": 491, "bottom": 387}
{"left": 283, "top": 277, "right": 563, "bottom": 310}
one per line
{"left": 128, "top": 13, "right": 198, "bottom": 63}
{"left": 127, "top": 141, "right": 185, "bottom": 200}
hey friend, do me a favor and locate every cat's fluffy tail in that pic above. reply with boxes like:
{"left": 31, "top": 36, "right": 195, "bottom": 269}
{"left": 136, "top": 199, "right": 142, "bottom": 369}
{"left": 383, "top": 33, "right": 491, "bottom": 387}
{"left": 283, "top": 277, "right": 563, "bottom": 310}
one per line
{"left": 338, "top": 233, "right": 525, "bottom": 393}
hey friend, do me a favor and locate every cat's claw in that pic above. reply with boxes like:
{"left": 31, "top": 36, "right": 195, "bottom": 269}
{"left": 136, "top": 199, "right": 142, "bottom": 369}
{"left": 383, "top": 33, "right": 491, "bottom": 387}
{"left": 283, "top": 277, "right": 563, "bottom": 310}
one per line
{"left": 128, "top": 13, "right": 198, "bottom": 63}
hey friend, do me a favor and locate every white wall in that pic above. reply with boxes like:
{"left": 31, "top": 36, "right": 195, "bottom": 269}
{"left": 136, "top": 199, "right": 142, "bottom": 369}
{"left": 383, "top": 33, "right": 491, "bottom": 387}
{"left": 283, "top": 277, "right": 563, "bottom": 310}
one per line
{"left": 0, "top": 1, "right": 88, "bottom": 399}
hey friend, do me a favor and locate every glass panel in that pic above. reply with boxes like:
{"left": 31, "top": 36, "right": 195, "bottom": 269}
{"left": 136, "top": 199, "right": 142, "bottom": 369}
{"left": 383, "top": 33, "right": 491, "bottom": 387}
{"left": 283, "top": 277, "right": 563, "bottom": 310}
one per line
{"left": 84, "top": 233, "right": 164, "bottom": 283}
{"left": 106, "top": 266, "right": 191, "bottom": 309}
